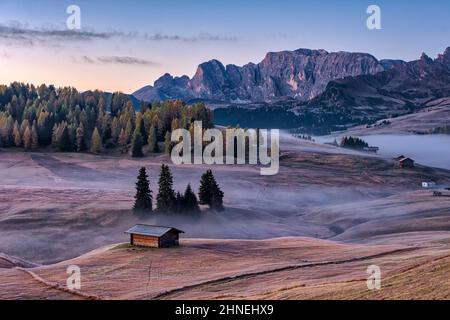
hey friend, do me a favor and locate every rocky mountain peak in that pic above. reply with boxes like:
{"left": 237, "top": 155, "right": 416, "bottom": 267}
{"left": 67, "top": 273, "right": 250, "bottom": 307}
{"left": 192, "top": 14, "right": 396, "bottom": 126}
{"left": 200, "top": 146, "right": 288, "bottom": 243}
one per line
{"left": 133, "top": 48, "right": 386, "bottom": 103}
{"left": 154, "top": 73, "right": 174, "bottom": 87}
{"left": 420, "top": 52, "right": 433, "bottom": 63}
{"left": 442, "top": 47, "right": 450, "bottom": 57}
{"left": 437, "top": 47, "right": 450, "bottom": 66}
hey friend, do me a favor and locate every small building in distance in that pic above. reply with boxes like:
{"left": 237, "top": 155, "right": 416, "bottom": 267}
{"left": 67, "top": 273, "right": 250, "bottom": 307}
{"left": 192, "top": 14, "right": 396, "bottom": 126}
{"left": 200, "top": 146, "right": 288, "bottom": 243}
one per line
{"left": 363, "top": 146, "right": 379, "bottom": 153}
{"left": 398, "top": 157, "right": 415, "bottom": 168}
{"left": 125, "top": 224, "right": 184, "bottom": 248}
{"left": 422, "top": 181, "right": 437, "bottom": 188}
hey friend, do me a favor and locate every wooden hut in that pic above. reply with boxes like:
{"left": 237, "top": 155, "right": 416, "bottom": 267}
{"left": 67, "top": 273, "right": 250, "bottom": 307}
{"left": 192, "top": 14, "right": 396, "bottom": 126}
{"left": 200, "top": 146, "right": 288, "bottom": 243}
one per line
{"left": 398, "top": 157, "right": 415, "bottom": 168}
{"left": 125, "top": 224, "right": 184, "bottom": 248}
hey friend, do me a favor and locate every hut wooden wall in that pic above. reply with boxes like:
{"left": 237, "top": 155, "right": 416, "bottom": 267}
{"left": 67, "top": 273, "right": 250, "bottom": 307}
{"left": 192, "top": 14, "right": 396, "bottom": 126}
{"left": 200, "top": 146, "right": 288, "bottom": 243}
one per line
{"left": 160, "top": 231, "right": 180, "bottom": 247}
{"left": 131, "top": 234, "right": 159, "bottom": 247}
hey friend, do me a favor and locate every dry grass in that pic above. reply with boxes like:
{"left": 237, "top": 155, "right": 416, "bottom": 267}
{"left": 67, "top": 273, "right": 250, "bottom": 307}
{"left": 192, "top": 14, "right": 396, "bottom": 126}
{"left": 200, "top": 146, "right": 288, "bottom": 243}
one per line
{"left": 1, "top": 237, "right": 449, "bottom": 300}
{"left": 1, "top": 137, "right": 450, "bottom": 300}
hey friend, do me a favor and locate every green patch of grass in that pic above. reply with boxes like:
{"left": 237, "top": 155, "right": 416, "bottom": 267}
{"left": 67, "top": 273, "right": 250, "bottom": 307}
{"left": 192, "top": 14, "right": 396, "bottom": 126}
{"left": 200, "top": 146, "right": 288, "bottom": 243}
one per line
{"left": 111, "top": 243, "right": 133, "bottom": 250}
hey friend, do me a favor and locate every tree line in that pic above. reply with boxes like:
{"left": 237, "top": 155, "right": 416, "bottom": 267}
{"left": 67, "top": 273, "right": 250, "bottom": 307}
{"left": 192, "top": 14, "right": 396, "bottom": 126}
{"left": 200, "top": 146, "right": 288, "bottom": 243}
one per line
{"left": 429, "top": 125, "right": 450, "bottom": 135}
{"left": 339, "top": 136, "right": 369, "bottom": 150}
{"left": 133, "top": 165, "right": 224, "bottom": 214}
{"left": 0, "top": 82, "right": 213, "bottom": 154}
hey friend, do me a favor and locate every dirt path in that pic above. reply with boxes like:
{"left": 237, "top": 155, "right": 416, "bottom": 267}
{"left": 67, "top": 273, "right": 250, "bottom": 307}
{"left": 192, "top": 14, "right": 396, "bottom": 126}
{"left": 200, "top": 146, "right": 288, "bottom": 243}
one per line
{"left": 151, "top": 247, "right": 418, "bottom": 299}
{"left": 15, "top": 267, "right": 102, "bottom": 300}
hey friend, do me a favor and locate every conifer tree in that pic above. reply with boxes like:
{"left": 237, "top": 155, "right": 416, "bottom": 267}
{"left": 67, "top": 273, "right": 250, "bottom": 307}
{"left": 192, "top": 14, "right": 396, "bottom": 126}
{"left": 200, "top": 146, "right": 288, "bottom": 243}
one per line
{"left": 183, "top": 183, "right": 200, "bottom": 213}
{"left": 135, "top": 112, "right": 147, "bottom": 145}
{"left": 20, "top": 119, "right": 29, "bottom": 136}
{"left": 199, "top": 170, "right": 213, "bottom": 206}
{"left": 133, "top": 167, "right": 153, "bottom": 212}
{"left": 13, "top": 121, "right": 21, "bottom": 147}
{"left": 164, "top": 131, "right": 172, "bottom": 154}
{"left": 174, "top": 191, "right": 184, "bottom": 213}
{"left": 211, "top": 183, "right": 225, "bottom": 211}
{"left": 3, "top": 115, "right": 14, "bottom": 146}
{"left": 199, "top": 170, "right": 224, "bottom": 210}
{"left": 23, "top": 126, "right": 32, "bottom": 150}
{"left": 131, "top": 128, "right": 144, "bottom": 157}
{"left": 111, "top": 117, "right": 120, "bottom": 141}
{"left": 59, "top": 125, "right": 72, "bottom": 152}
{"left": 125, "top": 119, "right": 133, "bottom": 143}
{"left": 76, "top": 125, "right": 86, "bottom": 151}
{"left": 118, "top": 128, "right": 128, "bottom": 147}
{"left": 90, "top": 127, "right": 102, "bottom": 154}
{"left": 148, "top": 125, "right": 158, "bottom": 153}
{"left": 156, "top": 164, "right": 175, "bottom": 213}
{"left": 8, "top": 116, "right": 14, "bottom": 145}
{"left": 31, "top": 123, "right": 39, "bottom": 149}
{"left": 51, "top": 123, "right": 59, "bottom": 146}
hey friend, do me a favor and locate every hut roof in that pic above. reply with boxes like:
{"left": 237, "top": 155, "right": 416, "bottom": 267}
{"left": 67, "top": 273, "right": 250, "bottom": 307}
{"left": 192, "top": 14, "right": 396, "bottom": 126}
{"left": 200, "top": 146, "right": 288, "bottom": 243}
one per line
{"left": 125, "top": 224, "right": 184, "bottom": 237}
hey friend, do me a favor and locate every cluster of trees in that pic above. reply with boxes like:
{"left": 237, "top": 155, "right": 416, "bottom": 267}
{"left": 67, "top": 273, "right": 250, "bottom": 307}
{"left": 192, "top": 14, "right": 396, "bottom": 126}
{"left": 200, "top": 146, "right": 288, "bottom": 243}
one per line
{"left": 429, "top": 125, "right": 450, "bottom": 135}
{"left": 214, "top": 104, "right": 367, "bottom": 134}
{"left": 291, "top": 132, "right": 314, "bottom": 141}
{"left": 133, "top": 165, "right": 224, "bottom": 214}
{"left": 339, "top": 136, "right": 369, "bottom": 150}
{"left": 0, "top": 82, "right": 213, "bottom": 154}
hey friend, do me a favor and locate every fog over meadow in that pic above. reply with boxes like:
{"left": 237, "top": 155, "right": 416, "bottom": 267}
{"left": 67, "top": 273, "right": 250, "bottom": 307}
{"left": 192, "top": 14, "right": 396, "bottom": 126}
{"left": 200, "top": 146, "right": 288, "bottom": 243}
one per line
{"left": 1, "top": 135, "right": 449, "bottom": 264}
{"left": 314, "top": 133, "right": 450, "bottom": 170}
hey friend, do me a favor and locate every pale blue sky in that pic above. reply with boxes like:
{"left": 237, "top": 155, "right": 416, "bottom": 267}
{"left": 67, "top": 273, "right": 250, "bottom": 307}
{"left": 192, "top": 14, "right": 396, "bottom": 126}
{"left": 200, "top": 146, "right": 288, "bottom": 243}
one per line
{"left": 0, "top": 0, "right": 449, "bottom": 92}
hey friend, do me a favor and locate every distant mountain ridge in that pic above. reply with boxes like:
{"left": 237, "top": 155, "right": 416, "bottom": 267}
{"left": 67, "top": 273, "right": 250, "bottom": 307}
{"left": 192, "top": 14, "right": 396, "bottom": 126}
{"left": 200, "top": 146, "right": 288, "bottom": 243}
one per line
{"left": 133, "top": 48, "right": 388, "bottom": 103}
{"left": 211, "top": 47, "right": 450, "bottom": 131}
{"left": 133, "top": 46, "right": 450, "bottom": 132}
{"left": 300, "top": 47, "right": 450, "bottom": 121}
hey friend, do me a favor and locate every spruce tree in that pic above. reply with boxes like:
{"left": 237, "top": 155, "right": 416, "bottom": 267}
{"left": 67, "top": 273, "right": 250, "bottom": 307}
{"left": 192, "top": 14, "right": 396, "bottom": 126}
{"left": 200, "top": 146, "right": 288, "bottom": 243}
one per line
{"left": 133, "top": 167, "right": 153, "bottom": 212}
{"left": 174, "top": 191, "right": 184, "bottom": 213}
{"left": 199, "top": 170, "right": 213, "bottom": 206}
{"left": 156, "top": 164, "right": 175, "bottom": 213}
{"left": 183, "top": 183, "right": 200, "bottom": 213}
{"left": 131, "top": 128, "right": 144, "bottom": 157}
{"left": 59, "top": 125, "right": 72, "bottom": 152}
{"left": 211, "top": 182, "right": 224, "bottom": 211}
{"left": 199, "top": 170, "right": 224, "bottom": 211}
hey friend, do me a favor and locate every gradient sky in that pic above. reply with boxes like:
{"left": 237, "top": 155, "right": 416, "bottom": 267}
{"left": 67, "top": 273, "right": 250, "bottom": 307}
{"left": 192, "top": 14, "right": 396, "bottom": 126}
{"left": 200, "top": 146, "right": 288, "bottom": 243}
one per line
{"left": 0, "top": 0, "right": 449, "bottom": 93}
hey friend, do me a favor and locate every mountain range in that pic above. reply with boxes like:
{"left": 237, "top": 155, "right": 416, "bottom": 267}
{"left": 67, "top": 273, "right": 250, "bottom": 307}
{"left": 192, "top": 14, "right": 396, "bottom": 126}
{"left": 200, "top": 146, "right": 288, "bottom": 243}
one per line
{"left": 133, "top": 48, "right": 389, "bottom": 103}
{"left": 133, "top": 47, "right": 450, "bottom": 131}
{"left": 301, "top": 48, "right": 450, "bottom": 121}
